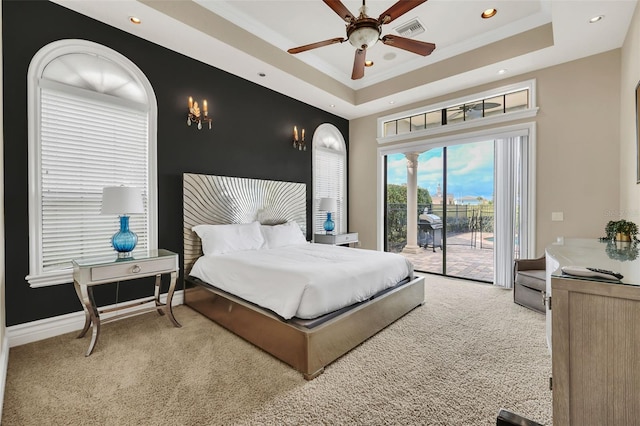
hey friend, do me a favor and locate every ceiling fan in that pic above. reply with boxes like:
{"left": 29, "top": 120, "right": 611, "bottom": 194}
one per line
{"left": 449, "top": 102, "right": 501, "bottom": 119}
{"left": 287, "top": 0, "right": 436, "bottom": 80}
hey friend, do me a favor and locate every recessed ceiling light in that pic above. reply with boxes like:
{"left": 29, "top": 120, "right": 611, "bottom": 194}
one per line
{"left": 383, "top": 52, "right": 397, "bottom": 61}
{"left": 498, "top": 69, "right": 507, "bottom": 75}
{"left": 330, "top": 104, "right": 336, "bottom": 108}
{"left": 129, "top": 16, "right": 141, "bottom": 24}
{"left": 481, "top": 9, "right": 497, "bottom": 19}
{"left": 589, "top": 15, "right": 604, "bottom": 23}
{"left": 365, "top": 60, "right": 374, "bottom": 67}
{"left": 389, "top": 100, "right": 395, "bottom": 104}
{"left": 258, "top": 72, "right": 266, "bottom": 77}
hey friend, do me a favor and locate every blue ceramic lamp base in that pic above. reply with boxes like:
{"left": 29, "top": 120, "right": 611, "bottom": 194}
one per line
{"left": 323, "top": 212, "right": 335, "bottom": 235}
{"left": 112, "top": 215, "right": 138, "bottom": 258}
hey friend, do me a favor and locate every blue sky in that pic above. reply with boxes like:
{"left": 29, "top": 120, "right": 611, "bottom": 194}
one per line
{"left": 387, "top": 140, "right": 495, "bottom": 201}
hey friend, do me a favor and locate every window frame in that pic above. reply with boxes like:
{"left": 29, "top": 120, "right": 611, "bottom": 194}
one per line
{"left": 312, "top": 123, "right": 347, "bottom": 238}
{"left": 376, "top": 79, "right": 538, "bottom": 144}
{"left": 26, "top": 39, "right": 158, "bottom": 287}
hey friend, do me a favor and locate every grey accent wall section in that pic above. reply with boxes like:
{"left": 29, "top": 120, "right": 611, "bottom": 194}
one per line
{"left": 2, "top": 0, "right": 348, "bottom": 326}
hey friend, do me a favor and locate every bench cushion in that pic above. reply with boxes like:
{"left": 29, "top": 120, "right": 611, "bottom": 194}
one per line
{"left": 516, "top": 269, "right": 546, "bottom": 292}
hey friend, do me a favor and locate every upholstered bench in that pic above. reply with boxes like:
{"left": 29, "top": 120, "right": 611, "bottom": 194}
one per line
{"left": 513, "top": 256, "right": 546, "bottom": 313}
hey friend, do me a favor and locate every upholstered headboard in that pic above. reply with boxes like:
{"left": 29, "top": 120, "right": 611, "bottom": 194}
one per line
{"left": 183, "top": 173, "right": 307, "bottom": 274}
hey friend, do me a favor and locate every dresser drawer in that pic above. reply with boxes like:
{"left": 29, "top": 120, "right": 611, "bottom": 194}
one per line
{"left": 334, "top": 233, "right": 358, "bottom": 245}
{"left": 91, "top": 256, "right": 176, "bottom": 282}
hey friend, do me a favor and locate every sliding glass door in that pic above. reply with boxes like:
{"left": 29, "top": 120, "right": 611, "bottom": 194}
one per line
{"left": 384, "top": 135, "right": 529, "bottom": 286}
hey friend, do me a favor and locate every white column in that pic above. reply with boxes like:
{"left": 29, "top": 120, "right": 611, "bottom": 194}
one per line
{"left": 402, "top": 152, "right": 421, "bottom": 254}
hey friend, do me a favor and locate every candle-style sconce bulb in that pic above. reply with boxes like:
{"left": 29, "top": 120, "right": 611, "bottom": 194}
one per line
{"left": 187, "top": 96, "right": 212, "bottom": 130}
{"left": 292, "top": 126, "right": 306, "bottom": 151}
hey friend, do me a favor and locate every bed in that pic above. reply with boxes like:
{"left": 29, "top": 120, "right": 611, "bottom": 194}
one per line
{"left": 183, "top": 173, "right": 425, "bottom": 379}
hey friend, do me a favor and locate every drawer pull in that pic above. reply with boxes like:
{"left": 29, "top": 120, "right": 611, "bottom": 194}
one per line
{"left": 132, "top": 265, "right": 142, "bottom": 274}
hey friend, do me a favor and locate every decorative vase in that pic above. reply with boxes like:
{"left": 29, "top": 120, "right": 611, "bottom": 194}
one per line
{"left": 616, "top": 232, "right": 631, "bottom": 242}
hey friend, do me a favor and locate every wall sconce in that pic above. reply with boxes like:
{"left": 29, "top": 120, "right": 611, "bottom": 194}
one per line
{"left": 187, "top": 96, "right": 212, "bottom": 130}
{"left": 293, "top": 126, "right": 306, "bottom": 151}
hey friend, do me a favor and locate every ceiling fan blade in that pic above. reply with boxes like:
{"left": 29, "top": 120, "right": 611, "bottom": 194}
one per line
{"left": 378, "top": 0, "right": 428, "bottom": 24}
{"left": 468, "top": 101, "right": 501, "bottom": 111}
{"left": 382, "top": 35, "right": 435, "bottom": 56}
{"left": 351, "top": 49, "right": 366, "bottom": 80}
{"left": 483, "top": 102, "right": 501, "bottom": 109}
{"left": 287, "top": 37, "right": 346, "bottom": 54}
{"left": 323, "top": 0, "right": 354, "bottom": 22}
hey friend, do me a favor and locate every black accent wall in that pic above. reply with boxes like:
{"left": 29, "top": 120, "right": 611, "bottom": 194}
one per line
{"left": 2, "top": 1, "right": 349, "bottom": 326}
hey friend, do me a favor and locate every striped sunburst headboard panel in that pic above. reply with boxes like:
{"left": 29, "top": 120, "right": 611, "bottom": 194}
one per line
{"left": 183, "top": 173, "right": 307, "bottom": 275}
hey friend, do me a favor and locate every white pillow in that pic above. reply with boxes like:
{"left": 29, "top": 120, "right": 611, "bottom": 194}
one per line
{"left": 260, "top": 222, "right": 307, "bottom": 249}
{"left": 192, "top": 222, "right": 264, "bottom": 256}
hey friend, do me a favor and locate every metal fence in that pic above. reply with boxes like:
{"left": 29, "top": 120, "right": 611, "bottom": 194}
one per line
{"left": 386, "top": 203, "right": 494, "bottom": 252}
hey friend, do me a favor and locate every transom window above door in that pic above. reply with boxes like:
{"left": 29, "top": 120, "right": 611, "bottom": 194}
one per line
{"left": 377, "top": 79, "right": 538, "bottom": 143}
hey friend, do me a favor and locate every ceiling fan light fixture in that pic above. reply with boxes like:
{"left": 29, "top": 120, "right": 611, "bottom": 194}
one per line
{"left": 347, "top": 18, "right": 381, "bottom": 49}
{"left": 287, "top": 0, "right": 434, "bottom": 80}
{"left": 481, "top": 9, "right": 497, "bottom": 19}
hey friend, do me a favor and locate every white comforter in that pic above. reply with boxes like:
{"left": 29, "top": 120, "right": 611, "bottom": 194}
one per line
{"left": 189, "top": 243, "right": 414, "bottom": 320}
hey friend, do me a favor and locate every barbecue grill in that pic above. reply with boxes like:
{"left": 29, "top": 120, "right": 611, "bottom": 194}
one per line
{"left": 418, "top": 212, "right": 442, "bottom": 252}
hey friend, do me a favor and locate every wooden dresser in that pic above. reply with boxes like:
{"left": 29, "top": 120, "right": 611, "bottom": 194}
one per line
{"left": 545, "top": 238, "right": 640, "bottom": 426}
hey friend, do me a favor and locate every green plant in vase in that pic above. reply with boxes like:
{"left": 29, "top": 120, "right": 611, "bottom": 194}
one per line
{"left": 603, "top": 219, "right": 639, "bottom": 242}
{"left": 616, "top": 219, "right": 638, "bottom": 241}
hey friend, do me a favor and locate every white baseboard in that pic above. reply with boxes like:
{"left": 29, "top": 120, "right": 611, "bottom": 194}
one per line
{"left": 0, "top": 333, "right": 9, "bottom": 420}
{"left": 7, "top": 290, "right": 184, "bottom": 348}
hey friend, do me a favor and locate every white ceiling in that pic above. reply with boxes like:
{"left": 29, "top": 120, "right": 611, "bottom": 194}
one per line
{"left": 53, "top": 0, "right": 637, "bottom": 119}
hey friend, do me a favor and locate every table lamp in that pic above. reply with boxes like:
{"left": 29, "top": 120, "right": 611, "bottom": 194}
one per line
{"left": 101, "top": 186, "right": 144, "bottom": 258}
{"left": 319, "top": 197, "right": 337, "bottom": 234}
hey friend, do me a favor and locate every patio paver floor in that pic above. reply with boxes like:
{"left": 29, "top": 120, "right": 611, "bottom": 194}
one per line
{"left": 398, "top": 232, "right": 495, "bottom": 282}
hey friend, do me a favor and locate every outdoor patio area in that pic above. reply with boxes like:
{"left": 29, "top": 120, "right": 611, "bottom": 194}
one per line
{"left": 399, "top": 232, "right": 495, "bottom": 283}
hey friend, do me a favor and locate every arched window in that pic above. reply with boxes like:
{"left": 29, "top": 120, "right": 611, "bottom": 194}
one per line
{"left": 312, "top": 123, "right": 347, "bottom": 237}
{"left": 26, "top": 40, "right": 158, "bottom": 287}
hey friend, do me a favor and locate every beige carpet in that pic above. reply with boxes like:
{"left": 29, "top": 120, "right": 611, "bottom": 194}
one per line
{"left": 2, "top": 276, "right": 552, "bottom": 425}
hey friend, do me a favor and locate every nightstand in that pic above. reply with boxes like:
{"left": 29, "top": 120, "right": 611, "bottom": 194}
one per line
{"left": 314, "top": 232, "right": 359, "bottom": 246}
{"left": 72, "top": 249, "right": 181, "bottom": 356}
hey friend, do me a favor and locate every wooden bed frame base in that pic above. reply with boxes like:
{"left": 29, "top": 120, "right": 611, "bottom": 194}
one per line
{"left": 185, "top": 275, "right": 425, "bottom": 380}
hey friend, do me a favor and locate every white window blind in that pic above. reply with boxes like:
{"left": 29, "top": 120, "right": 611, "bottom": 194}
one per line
{"left": 39, "top": 87, "right": 150, "bottom": 272}
{"left": 27, "top": 40, "right": 157, "bottom": 288}
{"left": 314, "top": 147, "right": 345, "bottom": 234}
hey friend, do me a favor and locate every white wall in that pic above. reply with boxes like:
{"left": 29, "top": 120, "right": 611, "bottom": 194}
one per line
{"left": 349, "top": 50, "right": 622, "bottom": 254}
{"left": 620, "top": 3, "right": 640, "bottom": 225}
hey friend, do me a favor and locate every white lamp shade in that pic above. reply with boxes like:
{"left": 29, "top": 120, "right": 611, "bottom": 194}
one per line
{"left": 318, "top": 197, "right": 337, "bottom": 212}
{"left": 101, "top": 186, "right": 144, "bottom": 215}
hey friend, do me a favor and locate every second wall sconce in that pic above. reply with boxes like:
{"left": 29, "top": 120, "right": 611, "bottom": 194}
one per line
{"left": 187, "top": 97, "right": 212, "bottom": 130}
{"left": 293, "top": 126, "right": 306, "bottom": 151}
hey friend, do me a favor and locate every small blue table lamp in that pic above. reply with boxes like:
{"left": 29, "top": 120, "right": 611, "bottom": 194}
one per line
{"left": 319, "top": 197, "right": 337, "bottom": 234}
{"left": 101, "top": 186, "right": 144, "bottom": 258}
